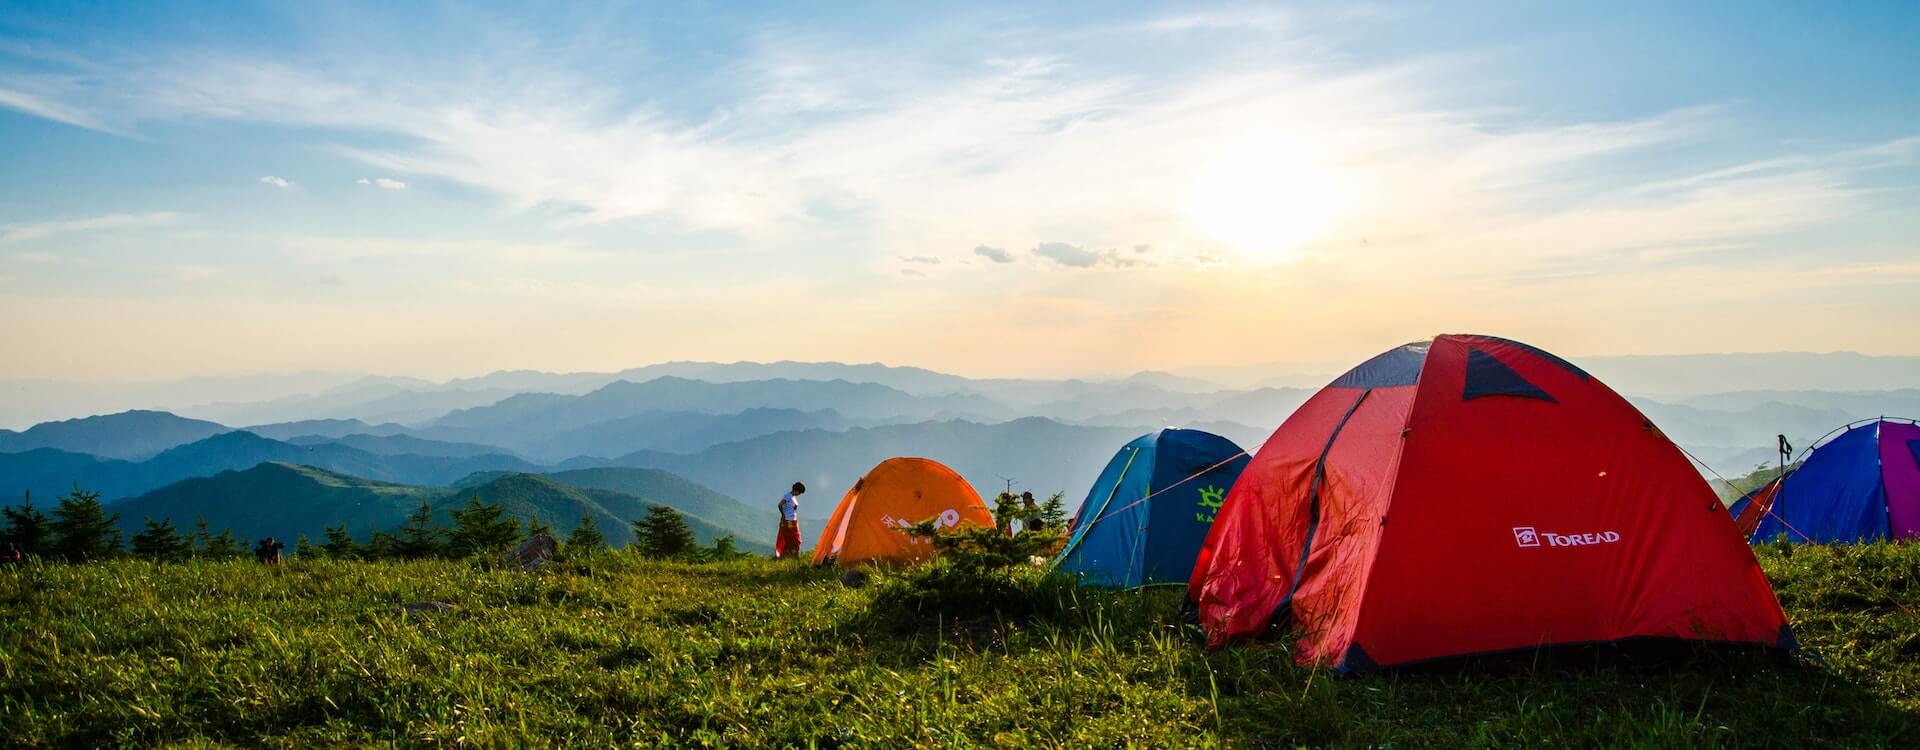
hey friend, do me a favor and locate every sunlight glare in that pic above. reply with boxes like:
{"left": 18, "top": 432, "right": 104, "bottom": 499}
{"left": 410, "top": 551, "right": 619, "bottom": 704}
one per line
{"left": 1184, "top": 140, "right": 1348, "bottom": 260}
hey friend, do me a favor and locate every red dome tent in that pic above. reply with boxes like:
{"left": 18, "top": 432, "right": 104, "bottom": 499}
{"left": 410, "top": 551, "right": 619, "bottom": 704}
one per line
{"left": 1188, "top": 335, "right": 1794, "bottom": 671}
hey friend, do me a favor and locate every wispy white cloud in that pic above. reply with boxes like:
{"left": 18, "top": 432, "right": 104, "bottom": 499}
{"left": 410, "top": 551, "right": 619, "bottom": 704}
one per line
{"left": 0, "top": 10, "right": 1904, "bottom": 278}
{"left": 7, "top": 19, "right": 1898, "bottom": 294}
{"left": 0, "top": 14, "right": 1718, "bottom": 254}
{"left": 0, "top": 212, "right": 181, "bottom": 244}
{"left": 973, "top": 245, "right": 1015, "bottom": 264}
{"left": 0, "top": 86, "right": 118, "bottom": 133}
{"left": 259, "top": 175, "right": 291, "bottom": 188}
{"left": 1032, "top": 241, "right": 1156, "bottom": 269}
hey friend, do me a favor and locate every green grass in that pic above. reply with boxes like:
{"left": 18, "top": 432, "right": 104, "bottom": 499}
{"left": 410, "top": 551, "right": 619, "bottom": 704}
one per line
{"left": 2, "top": 545, "right": 1917, "bottom": 748}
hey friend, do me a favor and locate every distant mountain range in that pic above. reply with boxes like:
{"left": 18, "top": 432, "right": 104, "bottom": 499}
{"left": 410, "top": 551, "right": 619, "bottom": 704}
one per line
{"left": 1579, "top": 353, "right": 1920, "bottom": 398}
{"left": 1, "top": 430, "right": 538, "bottom": 502}
{"left": 284, "top": 432, "right": 518, "bottom": 460}
{"left": 431, "top": 377, "right": 1003, "bottom": 431}
{"left": 0, "top": 410, "right": 228, "bottom": 460}
{"left": 8, "top": 352, "right": 1919, "bottom": 429}
{"left": 578, "top": 417, "right": 1152, "bottom": 519}
{"left": 3, "top": 357, "right": 1916, "bottom": 530}
{"left": 110, "top": 463, "right": 766, "bottom": 551}
{"left": 508, "top": 408, "right": 854, "bottom": 463}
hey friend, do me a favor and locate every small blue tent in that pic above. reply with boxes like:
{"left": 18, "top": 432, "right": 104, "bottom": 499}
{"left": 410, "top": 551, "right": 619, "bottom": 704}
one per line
{"left": 1729, "top": 418, "right": 1920, "bottom": 544}
{"left": 1055, "top": 428, "right": 1250, "bottom": 587}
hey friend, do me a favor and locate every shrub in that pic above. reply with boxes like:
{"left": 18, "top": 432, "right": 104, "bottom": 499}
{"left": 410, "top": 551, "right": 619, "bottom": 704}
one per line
{"left": 903, "top": 519, "right": 1066, "bottom": 573}
{"left": 861, "top": 558, "right": 1082, "bottom": 634}
{"left": 858, "top": 521, "right": 1080, "bottom": 633}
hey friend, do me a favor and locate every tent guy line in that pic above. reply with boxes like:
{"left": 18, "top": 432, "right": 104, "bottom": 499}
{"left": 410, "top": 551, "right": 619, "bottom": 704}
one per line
{"left": 1059, "top": 448, "right": 1249, "bottom": 550}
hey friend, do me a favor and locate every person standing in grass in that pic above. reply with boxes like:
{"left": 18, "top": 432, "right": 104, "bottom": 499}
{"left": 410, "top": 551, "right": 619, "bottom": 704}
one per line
{"left": 1020, "top": 491, "right": 1041, "bottom": 533}
{"left": 774, "top": 482, "right": 805, "bottom": 559}
{"left": 254, "top": 536, "right": 284, "bottom": 564}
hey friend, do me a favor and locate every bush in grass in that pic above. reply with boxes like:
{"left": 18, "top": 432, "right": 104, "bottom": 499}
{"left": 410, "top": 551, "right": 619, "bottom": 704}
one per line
{"left": 699, "top": 534, "right": 752, "bottom": 562}
{"left": 904, "top": 518, "right": 1067, "bottom": 572}
{"left": 858, "top": 522, "right": 1081, "bottom": 633}
{"left": 861, "top": 557, "right": 1084, "bottom": 634}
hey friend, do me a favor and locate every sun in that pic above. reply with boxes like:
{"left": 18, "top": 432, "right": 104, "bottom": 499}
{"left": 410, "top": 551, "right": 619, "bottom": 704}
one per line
{"left": 1184, "top": 140, "right": 1348, "bottom": 260}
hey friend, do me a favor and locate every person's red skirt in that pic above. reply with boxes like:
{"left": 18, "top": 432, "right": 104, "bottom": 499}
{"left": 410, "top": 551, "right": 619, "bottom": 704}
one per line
{"left": 774, "top": 519, "right": 802, "bottom": 558}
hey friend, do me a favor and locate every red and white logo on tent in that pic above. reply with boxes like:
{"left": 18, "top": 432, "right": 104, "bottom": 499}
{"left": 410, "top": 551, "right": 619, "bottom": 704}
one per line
{"left": 1514, "top": 526, "right": 1622, "bottom": 548}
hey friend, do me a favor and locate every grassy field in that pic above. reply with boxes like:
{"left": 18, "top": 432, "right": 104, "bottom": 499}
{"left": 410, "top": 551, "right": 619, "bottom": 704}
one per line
{"left": 3, "top": 543, "right": 1917, "bottom": 748}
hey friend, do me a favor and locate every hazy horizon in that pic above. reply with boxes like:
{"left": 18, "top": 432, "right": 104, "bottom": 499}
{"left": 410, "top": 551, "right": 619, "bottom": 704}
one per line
{"left": 7, "top": 346, "right": 1920, "bottom": 389}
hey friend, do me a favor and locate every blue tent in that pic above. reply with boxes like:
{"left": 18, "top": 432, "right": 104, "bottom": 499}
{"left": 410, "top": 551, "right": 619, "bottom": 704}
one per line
{"left": 1729, "top": 418, "right": 1920, "bottom": 544}
{"left": 1054, "top": 428, "right": 1250, "bottom": 587}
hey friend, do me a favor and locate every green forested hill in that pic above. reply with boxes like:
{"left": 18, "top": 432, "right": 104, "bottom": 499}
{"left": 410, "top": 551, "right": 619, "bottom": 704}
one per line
{"left": 453, "top": 472, "right": 761, "bottom": 549}
{"left": 112, "top": 462, "right": 438, "bottom": 540}
{"left": 110, "top": 463, "right": 767, "bottom": 551}
{"left": 542, "top": 467, "right": 773, "bottom": 540}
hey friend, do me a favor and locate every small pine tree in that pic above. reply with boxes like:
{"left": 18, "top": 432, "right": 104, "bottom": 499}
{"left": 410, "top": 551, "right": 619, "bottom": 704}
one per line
{"left": 321, "top": 524, "right": 360, "bottom": 559}
{"left": 564, "top": 513, "right": 607, "bottom": 555}
{"left": 130, "top": 517, "right": 191, "bottom": 561}
{"left": 2, "top": 491, "right": 52, "bottom": 555}
{"left": 189, "top": 515, "right": 215, "bottom": 558}
{"left": 447, "top": 496, "right": 521, "bottom": 558}
{"left": 47, "top": 487, "right": 122, "bottom": 562}
{"left": 391, "top": 501, "right": 445, "bottom": 559}
{"left": 293, "top": 534, "right": 316, "bottom": 559}
{"left": 1039, "top": 492, "right": 1068, "bottom": 531}
{"left": 632, "top": 506, "right": 697, "bottom": 559}
{"left": 704, "top": 534, "right": 746, "bottom": 561}
{"left": 365, "top": 528, "right": 399, "bottom": 560}
{"left": 203, "top": 527, "right": 245, "bottom": 559}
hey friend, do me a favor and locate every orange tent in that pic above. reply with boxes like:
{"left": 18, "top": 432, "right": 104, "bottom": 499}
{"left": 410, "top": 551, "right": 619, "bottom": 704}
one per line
{"left": 812, "top": 457, "right": 994, "bottom": 566}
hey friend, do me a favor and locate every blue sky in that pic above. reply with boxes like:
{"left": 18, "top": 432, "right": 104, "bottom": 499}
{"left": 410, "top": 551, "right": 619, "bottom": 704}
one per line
{"left": 1, "top": 1, "right": 1916, "bottom": 381}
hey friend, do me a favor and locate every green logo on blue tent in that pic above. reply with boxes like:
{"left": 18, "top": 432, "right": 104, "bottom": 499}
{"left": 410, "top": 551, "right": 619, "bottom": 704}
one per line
{"left": 1195, "top": 484, "right": 1227, "bottom": 523}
